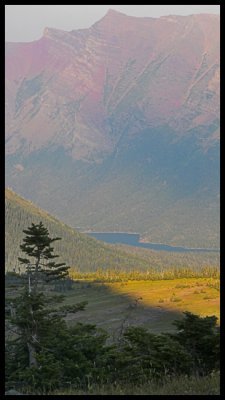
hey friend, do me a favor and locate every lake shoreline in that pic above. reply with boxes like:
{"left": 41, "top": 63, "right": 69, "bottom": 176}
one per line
{"left": 82, "top": 231, "right": 220, "bottom": 253}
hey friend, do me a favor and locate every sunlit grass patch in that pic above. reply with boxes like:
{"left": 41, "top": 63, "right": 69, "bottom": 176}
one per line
{"left": 170, "top": 296, "right": 182, "bottom": 302}
{"left": 108, "top": 278, "right": 220, "bottom": 321}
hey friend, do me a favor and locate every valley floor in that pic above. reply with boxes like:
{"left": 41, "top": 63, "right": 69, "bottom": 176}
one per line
{"left": 59, "top": 276, "right": 220, "bottom": 334}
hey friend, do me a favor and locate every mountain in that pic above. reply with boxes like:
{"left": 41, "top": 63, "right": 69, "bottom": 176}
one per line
{"left": 5, "top": 11, "right": 220, "bottom": 248}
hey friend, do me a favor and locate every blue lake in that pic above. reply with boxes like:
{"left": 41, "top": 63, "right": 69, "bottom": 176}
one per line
{"left": 85, "top": 232, "right": 219, "bottom": 253}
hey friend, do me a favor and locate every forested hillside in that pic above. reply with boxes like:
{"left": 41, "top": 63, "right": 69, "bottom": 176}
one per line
{"left": 5, "top": 188, "right": 219, "bottom": 273}
{"left": 5, "top": 188, "right": 152, "bottom": 272}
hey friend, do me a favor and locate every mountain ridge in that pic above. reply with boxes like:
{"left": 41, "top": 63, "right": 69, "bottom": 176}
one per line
{"left": 5, "top": 12, "right": 219, "bottom": 248}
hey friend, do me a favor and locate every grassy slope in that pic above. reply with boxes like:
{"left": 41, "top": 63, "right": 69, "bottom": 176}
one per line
{"left": 6, "top": 275, "right": 219, "bottom": 340}
{"left": 40, "top": 276, "right": 219, "bottom": 335}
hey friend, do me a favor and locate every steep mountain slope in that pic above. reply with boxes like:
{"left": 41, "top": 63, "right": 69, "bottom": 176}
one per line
{"left": 5, "top": 188, "right": 157, "bottom": 272}
{"left": 5, "top": 11, "right": 220, "bottom": 248}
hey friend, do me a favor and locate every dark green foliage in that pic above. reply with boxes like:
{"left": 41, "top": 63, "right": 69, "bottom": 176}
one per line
{"left": 109, "top": 313, "right": 220, "bottom": 385}
{"left": 5, "top": 222, "right": 87, "bottom": 392}
{"left": 6, "top": 288, "right": 67, "bottom": 384}
{"left": 114, "top": 327, "right": 193, "bottom": 382}
{"left": 6, "top": 307, "right": 220, "bottom": 394}
{"left": 6, "top": 316, "right": 110, "bottom": 392}
{"left": 50, "top": 323, "right": 110, "bottom": 388}
{"left": 18, "top": 222, "right": 69, "bottom": 289}
{"left": 170, "top": 311, "right": 220, "bottom": 375}
{"left": 109, "top": 330, "right": 189, "bottom": 385}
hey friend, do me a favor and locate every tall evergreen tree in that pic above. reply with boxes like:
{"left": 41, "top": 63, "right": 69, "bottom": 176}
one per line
{"left": 6, "top": 221, "right": 86, "bottom": 387}
{"left": 18, "top": 222, "right": 69, "bottom": 292}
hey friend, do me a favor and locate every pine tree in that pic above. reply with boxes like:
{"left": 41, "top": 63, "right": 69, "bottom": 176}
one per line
{"left": 171, "top": 311, "right": 220, "bottom": 375}
{"left": 18, "top": 221, "right": 69, "bottom": 292}
{"left": 11, "top": 222, "right": 71, "bottom": 370}
{"left": 5, "top": 222, "right": 87, "bottom": 390}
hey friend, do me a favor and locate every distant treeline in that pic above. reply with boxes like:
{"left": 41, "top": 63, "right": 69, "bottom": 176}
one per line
{"left": 70, "top": 266, "right": 220, "bottom": 282}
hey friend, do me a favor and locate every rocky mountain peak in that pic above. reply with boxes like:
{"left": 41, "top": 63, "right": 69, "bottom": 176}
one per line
{"left": 5, "top": 12, "right": 219, "bottom": 248}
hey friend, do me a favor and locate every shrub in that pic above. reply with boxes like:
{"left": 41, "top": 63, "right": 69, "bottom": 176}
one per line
{"left": 170, "top": 312, "right": 220, "bottom": 375}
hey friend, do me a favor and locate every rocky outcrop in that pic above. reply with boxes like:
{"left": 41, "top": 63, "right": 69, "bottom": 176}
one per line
{"left": 5, "top": 11, "right": 219, "bottom": 162}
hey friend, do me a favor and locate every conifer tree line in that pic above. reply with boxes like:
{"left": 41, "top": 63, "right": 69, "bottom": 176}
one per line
{"left": 5, "top": 222, "right": 220, "bottom": 394}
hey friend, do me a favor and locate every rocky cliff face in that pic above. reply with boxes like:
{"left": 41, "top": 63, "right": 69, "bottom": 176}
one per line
{"left": 5, "top": 11, "right": 220, "bottom": 248}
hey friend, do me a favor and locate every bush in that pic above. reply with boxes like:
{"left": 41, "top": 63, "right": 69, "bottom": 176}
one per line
{"left": 6, "top": 309, "right": 220, "bottom": 393}
{"left": 113, "top": 326, "right": 193, "bottom": 383}
{"left": 170, "top": 311, "right": 220, "bottom": 375}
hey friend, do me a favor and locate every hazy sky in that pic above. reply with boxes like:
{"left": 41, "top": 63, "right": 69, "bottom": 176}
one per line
{"left": 5, "top": 4, "right": 220, "bottom": 42}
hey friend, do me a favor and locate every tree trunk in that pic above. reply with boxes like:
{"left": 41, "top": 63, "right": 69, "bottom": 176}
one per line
{"left": 34, "top": 253, "right": 41, "bottom": 294}
{"left": 27, "top": 339, "right": 38, "bottom": 367}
